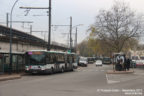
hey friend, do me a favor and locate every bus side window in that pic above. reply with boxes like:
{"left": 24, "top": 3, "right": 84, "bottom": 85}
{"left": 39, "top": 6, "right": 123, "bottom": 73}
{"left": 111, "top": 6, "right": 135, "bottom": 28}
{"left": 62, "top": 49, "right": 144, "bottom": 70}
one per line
{"left": 67, "top": 56, "right": 69, "bottom": 63}
{"left": 69, "top": 56, "right": 72, "bottom": 63}
{"left": 46, "top": 54, "right": 53, "bottom": 64}
{"left": 61, "top": 55, "right": 64, "bottom": 63}
{"left": 46, "top": 55, "right": 49, "bottom": 64}
{"left": 53, "top": 56, "right": 57, "bottom": 63}
{"left": 56, "top": 54, "right": 64, "bottom": 63}
{"left": 72, "top": 56, "right": 75, "bottom": 63}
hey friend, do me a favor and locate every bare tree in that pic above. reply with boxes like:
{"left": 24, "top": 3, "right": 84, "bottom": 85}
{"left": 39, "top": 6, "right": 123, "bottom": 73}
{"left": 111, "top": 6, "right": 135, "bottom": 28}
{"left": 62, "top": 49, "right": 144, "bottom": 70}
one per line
{"left": 77, "top": 40, "right": 95, "bottom": 57}
{"left": 89, "top": 1, "right": 144, "bottom": 52}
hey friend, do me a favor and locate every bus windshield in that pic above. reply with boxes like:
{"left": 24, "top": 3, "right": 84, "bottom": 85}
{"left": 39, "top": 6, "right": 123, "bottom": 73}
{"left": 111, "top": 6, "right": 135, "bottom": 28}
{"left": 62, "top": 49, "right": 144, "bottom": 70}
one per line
{"left": 27, "top": 53, "right": 46, "bottom": 65}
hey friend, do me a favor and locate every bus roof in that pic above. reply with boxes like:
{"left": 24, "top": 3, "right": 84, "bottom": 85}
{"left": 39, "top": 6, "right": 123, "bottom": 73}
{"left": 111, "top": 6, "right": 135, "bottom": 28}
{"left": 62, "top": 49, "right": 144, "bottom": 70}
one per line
{"left": 26, "top": 50, "right": 76, "bottom": 55}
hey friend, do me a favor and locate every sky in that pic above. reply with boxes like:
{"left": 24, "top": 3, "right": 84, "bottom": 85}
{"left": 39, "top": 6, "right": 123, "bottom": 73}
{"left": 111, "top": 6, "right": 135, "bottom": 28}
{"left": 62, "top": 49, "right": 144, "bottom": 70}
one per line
{"left": 0, "top": 0, "right": 144, "bottom": 45}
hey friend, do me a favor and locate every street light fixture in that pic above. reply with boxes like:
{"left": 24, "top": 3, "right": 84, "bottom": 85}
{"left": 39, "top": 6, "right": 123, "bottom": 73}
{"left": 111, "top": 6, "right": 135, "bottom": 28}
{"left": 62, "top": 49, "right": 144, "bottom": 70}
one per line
{"left": 9, "top": 0, "right": 20, "bottom": 74}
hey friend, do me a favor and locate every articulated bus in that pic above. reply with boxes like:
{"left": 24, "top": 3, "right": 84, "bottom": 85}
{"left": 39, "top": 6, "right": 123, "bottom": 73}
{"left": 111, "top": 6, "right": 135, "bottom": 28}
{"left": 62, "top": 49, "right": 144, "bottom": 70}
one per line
{"left": 25, "top": 50, "right": 78, "bottom": 74}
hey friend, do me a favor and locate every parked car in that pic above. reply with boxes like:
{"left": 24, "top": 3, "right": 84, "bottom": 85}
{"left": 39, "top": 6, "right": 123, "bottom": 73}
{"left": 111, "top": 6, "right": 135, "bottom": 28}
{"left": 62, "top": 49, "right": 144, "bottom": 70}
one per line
{"left": 87, "top": 57, "right": 95, "bottom": 64}
{"left": 95, "top": 60, "right": 103, "bottom": 66}
{"left": 131, "top": 55, "right": 142, "bottom": 67}
{"left": 78, "top": 57, "right": 88, "bottom": 67}
{"left": 102, "top": 57, "right": 111, "bottom": 64}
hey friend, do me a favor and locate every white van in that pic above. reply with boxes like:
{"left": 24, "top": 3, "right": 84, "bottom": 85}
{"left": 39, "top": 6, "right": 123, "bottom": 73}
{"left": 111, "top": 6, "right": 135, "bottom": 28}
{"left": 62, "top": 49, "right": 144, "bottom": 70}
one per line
{"left": 78, "top": 57, "right": 88, "bottom": 67}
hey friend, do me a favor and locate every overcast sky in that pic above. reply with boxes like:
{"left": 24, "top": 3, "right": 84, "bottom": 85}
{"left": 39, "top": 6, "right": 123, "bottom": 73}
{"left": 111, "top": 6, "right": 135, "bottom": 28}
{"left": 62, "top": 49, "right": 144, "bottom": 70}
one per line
{"left": 0, "top": 0, "right": 144, "bottom": 45}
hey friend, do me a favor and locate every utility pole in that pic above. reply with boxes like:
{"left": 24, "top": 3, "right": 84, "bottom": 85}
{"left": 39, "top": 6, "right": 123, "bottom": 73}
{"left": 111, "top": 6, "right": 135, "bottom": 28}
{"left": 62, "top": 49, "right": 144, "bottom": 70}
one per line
{"left": 75, "top": 27, "right": 77, "bottom": 52}
{"left": 70, "top": 16, "right": 72, "bottom": 51}
{"left": 30, "top": 25, "right": 32, "bottom": 35}
{"left": 48, "top": 0, "right": 52, "bottom": 51}
{"left": 6, "top": 13, "right": 9, "bottom": 27}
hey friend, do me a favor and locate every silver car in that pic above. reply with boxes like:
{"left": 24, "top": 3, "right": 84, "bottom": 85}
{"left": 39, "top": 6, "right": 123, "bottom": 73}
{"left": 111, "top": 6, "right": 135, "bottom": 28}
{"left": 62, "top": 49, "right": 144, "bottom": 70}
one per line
{"left": 95, "top": 60, "right": 103, "bottom": 66}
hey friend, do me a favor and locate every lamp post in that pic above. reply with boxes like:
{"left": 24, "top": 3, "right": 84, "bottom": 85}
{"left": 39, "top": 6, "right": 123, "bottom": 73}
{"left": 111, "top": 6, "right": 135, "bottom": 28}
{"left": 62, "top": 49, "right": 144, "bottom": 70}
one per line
{"left": 9, "top": 0, "right": 19, "bottom": 74}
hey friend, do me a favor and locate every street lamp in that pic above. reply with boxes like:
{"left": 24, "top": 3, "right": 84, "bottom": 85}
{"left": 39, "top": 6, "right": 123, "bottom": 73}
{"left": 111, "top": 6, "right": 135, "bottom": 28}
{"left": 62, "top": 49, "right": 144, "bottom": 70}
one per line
{"left": 9, "top": 0, "right": 20, "bottom": 74}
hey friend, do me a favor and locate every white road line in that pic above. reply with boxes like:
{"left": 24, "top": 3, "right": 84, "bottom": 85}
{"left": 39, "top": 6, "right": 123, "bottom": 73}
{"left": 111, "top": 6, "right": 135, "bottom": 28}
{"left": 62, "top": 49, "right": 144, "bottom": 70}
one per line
{"left": 106, "top": 74, "right": 120, "bottom": 84}
{"left": 77, "top": 69, "right": 106, "bottom": 72}
{"left": 106, "top": 74, "right": 109, "bottom": 83}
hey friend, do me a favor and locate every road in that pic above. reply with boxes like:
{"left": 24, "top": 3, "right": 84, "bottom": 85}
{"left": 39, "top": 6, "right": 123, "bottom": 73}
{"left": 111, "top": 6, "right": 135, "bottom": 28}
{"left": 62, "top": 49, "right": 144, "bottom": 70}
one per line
{"left": 0, "top": 64, "right": 144, "bottom": 96}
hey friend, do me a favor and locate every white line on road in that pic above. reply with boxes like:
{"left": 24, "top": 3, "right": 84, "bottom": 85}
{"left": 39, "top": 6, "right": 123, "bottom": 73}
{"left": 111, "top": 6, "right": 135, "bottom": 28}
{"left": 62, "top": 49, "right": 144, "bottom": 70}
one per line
{"left": 106, "top": 74, "right": 120, "bottom": 84}
{"left": 77, "top": 69, "right": 106, "bottom": 72}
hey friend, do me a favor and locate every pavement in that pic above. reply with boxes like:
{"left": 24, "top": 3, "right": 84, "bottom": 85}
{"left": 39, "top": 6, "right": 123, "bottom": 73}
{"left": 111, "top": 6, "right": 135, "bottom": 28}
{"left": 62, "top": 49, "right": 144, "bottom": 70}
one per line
{"left": 0, "top": 66, "right": 142, "bottom": 81}
{"left": 107, "top": 70, "right": 134, "bottom": 74}
{"left": 0, "top": 65, "right": 144, "bottom": 96}
{"left": 0, "top": 74, "right": 21, "bottom": 81}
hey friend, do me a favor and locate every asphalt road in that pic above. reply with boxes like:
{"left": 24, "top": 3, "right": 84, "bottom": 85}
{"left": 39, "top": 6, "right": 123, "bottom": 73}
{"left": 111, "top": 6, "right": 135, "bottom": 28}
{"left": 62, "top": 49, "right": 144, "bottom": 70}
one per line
{"left": 0, "top": 64, "right": 144, "bottom": 96}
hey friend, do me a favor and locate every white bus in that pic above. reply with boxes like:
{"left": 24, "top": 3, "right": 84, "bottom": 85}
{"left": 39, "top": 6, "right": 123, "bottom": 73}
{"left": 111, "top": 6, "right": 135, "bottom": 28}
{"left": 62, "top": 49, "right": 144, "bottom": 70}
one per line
{"left": 25, "top": 50, "right": 78, "bottom": 74}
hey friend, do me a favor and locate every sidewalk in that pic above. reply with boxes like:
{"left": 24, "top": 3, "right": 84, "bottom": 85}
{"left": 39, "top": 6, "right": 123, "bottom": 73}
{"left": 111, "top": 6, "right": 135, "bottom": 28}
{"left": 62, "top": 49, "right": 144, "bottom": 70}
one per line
{"left": 106, "top": 66, "right": 144, "bottom": 74}
{"left": 0, "top": 74, "right": 22, "bottom": 81}
{"left": 107, "top": 70, "right": 134, "bottom": 74}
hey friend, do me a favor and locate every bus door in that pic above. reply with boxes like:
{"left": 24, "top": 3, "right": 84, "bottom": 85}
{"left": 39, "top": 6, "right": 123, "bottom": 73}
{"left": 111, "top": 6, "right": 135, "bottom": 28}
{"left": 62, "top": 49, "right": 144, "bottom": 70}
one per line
{"left": 67, "top": 55, "right": 72, "bottom": 69}
{"left": 64, "top": 54, "right": 68, "bottom": 69}
{"left": 69, "top": 55, "right": 73, "bottom": 69}
{"left": 53, "top": 54, "right": 59, "bottom": 71}
{"left": 0, "top": 54, "right": 4, "bottom": 74}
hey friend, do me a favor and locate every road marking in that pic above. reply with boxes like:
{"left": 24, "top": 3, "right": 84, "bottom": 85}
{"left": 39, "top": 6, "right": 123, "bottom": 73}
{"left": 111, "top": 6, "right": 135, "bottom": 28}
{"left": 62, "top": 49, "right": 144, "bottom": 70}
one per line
{"left": 134, "top": 73, "right": 144, "bottom": 75}
{"left": 76, "top": 69, "right": 106, "bottom": 72}
{"left": 106, "top": 74, "right": 120, "bottom": 84}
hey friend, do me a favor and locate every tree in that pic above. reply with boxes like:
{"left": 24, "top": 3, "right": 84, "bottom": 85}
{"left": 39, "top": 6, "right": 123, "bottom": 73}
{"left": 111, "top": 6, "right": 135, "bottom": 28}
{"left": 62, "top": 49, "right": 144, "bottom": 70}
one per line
{"left": 77, "top": 40, "right": 95, "bottom": 57}
{"left": 88, "top": 37, "right": 115, "bottom": 57}
{"left": 88, "top": 1, "right": 144, "bottom": 53}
